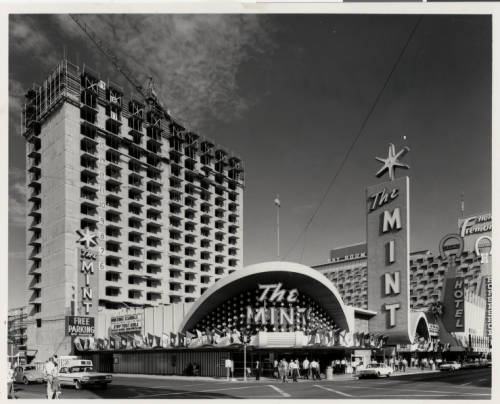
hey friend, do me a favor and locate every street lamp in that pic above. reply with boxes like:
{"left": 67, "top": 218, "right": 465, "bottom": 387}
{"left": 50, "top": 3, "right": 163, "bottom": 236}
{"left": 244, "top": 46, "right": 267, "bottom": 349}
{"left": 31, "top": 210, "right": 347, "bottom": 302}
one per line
{"left": 242, "top": 331, "right": 250, "bottom": 383}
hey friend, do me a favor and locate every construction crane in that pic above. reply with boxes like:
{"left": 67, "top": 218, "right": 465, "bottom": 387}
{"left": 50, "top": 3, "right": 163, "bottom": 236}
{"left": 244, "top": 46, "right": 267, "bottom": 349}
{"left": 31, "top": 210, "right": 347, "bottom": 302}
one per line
{"left": 69, "top": 14, "right": 171, "bottom": 122}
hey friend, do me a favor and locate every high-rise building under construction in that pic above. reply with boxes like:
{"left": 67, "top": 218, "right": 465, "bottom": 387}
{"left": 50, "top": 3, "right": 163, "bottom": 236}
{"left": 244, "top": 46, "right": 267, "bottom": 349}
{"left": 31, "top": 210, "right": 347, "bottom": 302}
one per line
{"left": 22, "top": 60, "right": 244, "bottom": 359}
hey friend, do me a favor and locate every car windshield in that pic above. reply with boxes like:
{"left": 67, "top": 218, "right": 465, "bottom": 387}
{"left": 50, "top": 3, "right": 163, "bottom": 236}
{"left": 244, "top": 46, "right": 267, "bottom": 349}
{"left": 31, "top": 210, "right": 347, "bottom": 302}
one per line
{"left": 24, "top": 366, "right": 36, "bottom": 371}
{"left": 70, "top": 366, "right": 93, "bottom": 373}
{"left": 367, "top": 364, "right": 381, "bottom": 368}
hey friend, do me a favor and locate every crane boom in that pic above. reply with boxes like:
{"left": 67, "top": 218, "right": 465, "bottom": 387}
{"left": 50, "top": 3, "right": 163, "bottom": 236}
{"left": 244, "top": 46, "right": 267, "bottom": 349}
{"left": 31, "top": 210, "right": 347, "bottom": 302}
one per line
{"left": 69, "top": 14, "right": 169, "bottom": 117}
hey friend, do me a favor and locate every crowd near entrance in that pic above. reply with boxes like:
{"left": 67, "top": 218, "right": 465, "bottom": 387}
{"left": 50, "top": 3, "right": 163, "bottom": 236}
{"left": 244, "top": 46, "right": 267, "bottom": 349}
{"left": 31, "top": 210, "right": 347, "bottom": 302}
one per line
{"left": 231, "top": 348, "right": 372, "bottom": 379}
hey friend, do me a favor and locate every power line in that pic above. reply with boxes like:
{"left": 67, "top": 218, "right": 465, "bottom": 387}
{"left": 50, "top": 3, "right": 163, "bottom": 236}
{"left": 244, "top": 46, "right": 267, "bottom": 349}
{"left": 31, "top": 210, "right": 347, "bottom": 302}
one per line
{"left": 284, "top": 16, "right": 423, "bottom": 262}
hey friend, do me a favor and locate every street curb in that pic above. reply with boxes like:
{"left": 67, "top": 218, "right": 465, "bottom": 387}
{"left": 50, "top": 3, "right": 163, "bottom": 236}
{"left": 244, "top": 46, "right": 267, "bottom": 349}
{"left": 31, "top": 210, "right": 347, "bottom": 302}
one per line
{"left": 111, "top": 369, "right": 440, "bottom": 383}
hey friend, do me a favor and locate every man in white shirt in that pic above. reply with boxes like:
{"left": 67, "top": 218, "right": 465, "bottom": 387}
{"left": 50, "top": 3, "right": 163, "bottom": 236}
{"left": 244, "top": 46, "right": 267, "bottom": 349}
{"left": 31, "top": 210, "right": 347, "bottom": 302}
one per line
{"left": 45, "top": 357, "right": 57, "bottom": 399}
{"left": 302, "top": 358, "right": 310, "bottom": 379}
{"left": 7, "top": 364, "right": 17, "bottom": 399}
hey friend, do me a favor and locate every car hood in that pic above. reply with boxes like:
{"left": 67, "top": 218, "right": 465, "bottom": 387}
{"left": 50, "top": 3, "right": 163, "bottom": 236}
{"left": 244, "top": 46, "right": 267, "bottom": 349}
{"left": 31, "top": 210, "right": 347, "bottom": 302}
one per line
{"left": 62, "top": 372, "right": 111, "bottom": 377}
{"left": 25, "top": 372, "right": 45, "bottom": 378}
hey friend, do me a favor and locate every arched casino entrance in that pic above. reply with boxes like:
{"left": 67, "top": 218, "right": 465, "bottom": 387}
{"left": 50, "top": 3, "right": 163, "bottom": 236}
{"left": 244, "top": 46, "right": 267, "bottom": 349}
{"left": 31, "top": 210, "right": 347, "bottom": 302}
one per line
{"left": 179, "top": 261, "right": 356, "bottom": 377}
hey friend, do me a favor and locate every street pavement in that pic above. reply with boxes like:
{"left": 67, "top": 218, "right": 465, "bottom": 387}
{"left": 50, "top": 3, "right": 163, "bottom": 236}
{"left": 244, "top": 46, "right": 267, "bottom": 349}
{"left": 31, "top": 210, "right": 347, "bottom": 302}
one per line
{"left": 12, "top": 367, "right": 491, "bottom": 399}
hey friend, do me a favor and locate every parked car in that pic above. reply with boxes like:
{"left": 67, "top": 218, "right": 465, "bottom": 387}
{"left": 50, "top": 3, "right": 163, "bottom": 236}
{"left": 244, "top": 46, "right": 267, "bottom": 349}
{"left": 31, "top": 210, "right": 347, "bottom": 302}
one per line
{"left": 439, "top": 361, "right": 461, "bottom": 371}
{"left": 357, "top": 363, "right": 393, "bottom": 378}
{"left": 14, "top": 365, "right": 46, "bottom": 385}
{"left": 56, "top": 359, "right": 112, "bottom": 390}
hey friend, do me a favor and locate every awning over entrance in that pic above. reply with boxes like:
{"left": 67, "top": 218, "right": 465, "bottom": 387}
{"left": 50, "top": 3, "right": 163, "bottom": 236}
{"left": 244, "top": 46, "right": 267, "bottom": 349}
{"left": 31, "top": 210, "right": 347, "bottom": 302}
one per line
{"left": 410, "top": 311, "right": 430, "bottom": 342}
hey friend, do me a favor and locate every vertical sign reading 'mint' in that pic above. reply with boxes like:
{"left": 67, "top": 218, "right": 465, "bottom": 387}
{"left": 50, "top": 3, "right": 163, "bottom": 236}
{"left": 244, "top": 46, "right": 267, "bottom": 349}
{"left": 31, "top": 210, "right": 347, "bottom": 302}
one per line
{"left": 366, "top": 176, "right": 411, "bottom": 344}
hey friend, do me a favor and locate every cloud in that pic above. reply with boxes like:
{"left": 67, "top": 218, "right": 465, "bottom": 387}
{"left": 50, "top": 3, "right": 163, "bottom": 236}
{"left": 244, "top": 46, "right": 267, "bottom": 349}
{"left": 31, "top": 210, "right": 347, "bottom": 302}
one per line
{"left": 57, "top": 14, "right": 275, "bottom": 132}
{"left": 9, "top": 167, "right": 26, "bottom": 228}
{"left": 9, "top": 15, "right": 59, "bottom": 68}
{"left": 9, "top": 79, "right": 24, "bottom": 135}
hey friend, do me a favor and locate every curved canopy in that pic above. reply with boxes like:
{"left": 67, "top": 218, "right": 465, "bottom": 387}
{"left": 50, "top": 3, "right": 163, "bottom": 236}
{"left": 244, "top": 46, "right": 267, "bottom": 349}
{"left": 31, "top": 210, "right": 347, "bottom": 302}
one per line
{"left": 410, "top": 311, "right": 430, "bottom": 342}
{"left": 179, "top": 261, "right": 352, "bottom": 333}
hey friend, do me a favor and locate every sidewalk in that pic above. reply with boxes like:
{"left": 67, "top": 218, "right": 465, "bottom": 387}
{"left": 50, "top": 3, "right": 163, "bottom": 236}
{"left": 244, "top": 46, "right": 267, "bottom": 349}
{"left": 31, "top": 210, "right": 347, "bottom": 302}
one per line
{"left": 114, "top": 367, "right": 439, "bottom": 383}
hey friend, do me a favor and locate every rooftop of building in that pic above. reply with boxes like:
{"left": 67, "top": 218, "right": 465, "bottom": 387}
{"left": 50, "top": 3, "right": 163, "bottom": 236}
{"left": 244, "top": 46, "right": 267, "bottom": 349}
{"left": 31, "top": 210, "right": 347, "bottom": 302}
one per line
{"left": 21, "top": 59, "right": 244, "bottom": 166}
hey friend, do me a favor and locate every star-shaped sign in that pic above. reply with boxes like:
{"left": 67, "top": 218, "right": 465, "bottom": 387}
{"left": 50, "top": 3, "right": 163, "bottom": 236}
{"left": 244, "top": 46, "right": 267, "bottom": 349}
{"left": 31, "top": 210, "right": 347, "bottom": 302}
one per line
{"left": 77, "top": 228, "right": 98, "bottom": 249}
{"left": 375, "top": 143, "right": 410, "bottom": 181}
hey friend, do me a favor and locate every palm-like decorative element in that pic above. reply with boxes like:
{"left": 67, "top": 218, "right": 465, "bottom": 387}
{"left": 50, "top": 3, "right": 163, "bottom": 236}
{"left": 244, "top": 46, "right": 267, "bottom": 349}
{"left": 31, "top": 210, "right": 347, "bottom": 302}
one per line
{"left": 428, "top": 301, "right": 443, "bottom": 319}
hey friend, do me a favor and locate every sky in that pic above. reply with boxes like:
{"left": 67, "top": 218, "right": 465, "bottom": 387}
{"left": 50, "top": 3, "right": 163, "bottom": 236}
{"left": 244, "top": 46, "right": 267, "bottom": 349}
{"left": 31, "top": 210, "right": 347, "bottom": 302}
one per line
{"left": 8, "top": 14, "right": 492, "bottom": 309}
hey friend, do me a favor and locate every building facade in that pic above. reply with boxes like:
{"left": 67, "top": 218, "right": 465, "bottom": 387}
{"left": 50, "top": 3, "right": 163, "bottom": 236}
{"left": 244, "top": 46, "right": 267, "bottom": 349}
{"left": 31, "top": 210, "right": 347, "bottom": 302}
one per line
{"left": 312, "top": 212, "right": 492, "bottom": 356}
{"left": 22, "top": 60, "right": 244, "bottom": 361}
{"left": 8, "top": 307, "right": 28, "bottom": 356}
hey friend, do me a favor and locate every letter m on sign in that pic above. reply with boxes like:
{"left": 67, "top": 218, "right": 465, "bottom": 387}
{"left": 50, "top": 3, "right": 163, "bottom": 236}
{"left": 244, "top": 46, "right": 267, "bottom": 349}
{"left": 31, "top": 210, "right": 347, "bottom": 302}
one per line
{"left": 81, "top": 260, "right": 94, "bottom": 274}
{"left": 382, "top": 208, "right": 402, "bottom": 233}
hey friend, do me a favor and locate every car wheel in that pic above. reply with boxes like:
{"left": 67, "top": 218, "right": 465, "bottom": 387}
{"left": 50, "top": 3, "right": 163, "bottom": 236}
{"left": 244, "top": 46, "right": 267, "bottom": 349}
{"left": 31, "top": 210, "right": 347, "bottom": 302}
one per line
{"left": 74, "top": 380, "right": 82, "bottom": 390}
{"left": 23, "top": 377, "right": 29, "bottom": 385}
{"left": 386, "top": 373, "right": 391, "bottom": 378}
{"left": 377, "top": 372, "right": 381, "bottom": 377}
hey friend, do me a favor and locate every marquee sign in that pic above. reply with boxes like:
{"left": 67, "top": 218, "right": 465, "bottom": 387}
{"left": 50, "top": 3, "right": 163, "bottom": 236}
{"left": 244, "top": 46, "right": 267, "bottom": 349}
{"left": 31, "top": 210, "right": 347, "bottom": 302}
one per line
{"left": 110, "top": 313, "right": 143, "bottom": 334}
{"left": 246, "top": 283, "right": 310, "bottom": 327}
{"left": 366, "top": 176, "right": 411, "bottom": 344}
{"left": 186, "top": 282, "right": 349, "bottom": 349}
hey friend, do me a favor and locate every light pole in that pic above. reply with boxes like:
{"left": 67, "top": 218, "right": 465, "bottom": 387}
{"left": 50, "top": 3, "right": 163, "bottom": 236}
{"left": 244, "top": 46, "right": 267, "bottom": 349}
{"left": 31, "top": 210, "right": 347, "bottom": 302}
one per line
{"left": 243, "top": 342, "right": 247, "bottom": 382}
{"left": 274, "top": 195, "right": 280, "bottom": 258}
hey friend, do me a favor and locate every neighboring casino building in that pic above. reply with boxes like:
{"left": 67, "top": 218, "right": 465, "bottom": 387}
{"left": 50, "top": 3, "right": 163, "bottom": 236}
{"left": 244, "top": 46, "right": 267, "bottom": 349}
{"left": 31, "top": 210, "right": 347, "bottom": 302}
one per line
{"left": 313, "top": 212, "right": 492, "bottom": 357}
{"left": 22, "top": 60, "right": 244, "bottom": 361}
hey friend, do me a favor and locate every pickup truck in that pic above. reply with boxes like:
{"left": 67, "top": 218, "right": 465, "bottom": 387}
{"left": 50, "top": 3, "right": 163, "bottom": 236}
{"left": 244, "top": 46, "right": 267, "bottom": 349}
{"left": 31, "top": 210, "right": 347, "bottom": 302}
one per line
{"left": 57, "top": 359, "right": 112, "bottom": 390}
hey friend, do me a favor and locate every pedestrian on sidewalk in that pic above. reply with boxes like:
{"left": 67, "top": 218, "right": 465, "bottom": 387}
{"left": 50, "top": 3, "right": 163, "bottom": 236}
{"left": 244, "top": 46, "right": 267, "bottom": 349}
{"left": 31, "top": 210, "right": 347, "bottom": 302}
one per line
{"left": 7, "top": 363, "right": 17, "bottom": 399}
{"left": 254, "top": 361, "right": 261, "bottom": 381}
{"left": 44, "top": 356, "right": 58, "bottom": 399}
{"left": 225, "top": 358, "right": 232, "bottom": 381}
{"left": 290, "top": 360, "right": 299, "bottom": 382}
{"left": 311, "top": 359, "right": 320, "bottom": 380}
{"left": 302, "top": 357, "right": 310, "bottom": 380}
{"left": 402, "top": 358, "right": 407, "bottom": 372}
{"left": 273, "top": 359, "right": 279, "bottom": 380}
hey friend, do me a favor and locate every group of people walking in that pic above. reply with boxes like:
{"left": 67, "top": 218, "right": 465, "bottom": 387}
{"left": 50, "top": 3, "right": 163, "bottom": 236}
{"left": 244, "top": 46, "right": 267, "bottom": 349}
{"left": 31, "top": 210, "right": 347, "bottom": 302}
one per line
{"left": 273, "top": 358, "right": 321, "bottom": 382}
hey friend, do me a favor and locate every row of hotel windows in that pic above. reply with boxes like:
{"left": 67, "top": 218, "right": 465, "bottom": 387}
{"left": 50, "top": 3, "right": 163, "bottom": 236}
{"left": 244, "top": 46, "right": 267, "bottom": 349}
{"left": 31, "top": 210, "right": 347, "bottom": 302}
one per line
{"left": 103, "top": 256, "right": 238, "bottom": 268}
{"left": 80, "top": 101, "right": 243, "bottom": 182}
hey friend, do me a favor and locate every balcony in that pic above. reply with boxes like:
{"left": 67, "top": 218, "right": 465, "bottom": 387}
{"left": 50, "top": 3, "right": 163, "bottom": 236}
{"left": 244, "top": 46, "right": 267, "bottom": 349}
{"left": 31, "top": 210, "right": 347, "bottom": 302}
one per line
{"left": 147, "top": 194, "right": 162, "bottom": 207}
{"left": 147, "top": 292, "right": 162, "bottom": 302}
{"left": 29, "top": 217, "right": 41, "bottom": 231}
{"left": 147, "top": 263, "right": 162, "bottom": 275}
{"left": 128, "top": 188, "right": 143, "bottom": 203}
{"left": 147, "top": 222, "right": 162, "bottom": 235}
{"left": 28, "top": 173, "right": 41, "bottom": 188}
{"left": 28, "top": 191, "right": 41, "bottom": 203}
